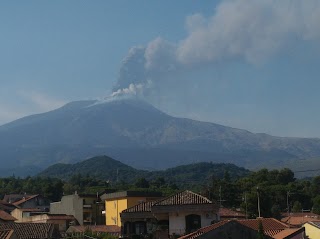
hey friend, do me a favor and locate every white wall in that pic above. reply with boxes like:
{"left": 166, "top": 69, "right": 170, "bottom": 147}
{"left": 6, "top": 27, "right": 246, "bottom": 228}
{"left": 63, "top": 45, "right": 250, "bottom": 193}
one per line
{"left": 168, "top": 211, "right": 218, "bottom": 236}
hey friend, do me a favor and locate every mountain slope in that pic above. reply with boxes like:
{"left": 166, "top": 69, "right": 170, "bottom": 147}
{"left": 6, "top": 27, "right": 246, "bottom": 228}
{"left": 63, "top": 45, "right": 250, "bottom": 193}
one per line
{"left": 38, "top": 155, "right": 142, "bottom": 182}
{"left": 38, "top": 155, "right": 250, "bottom": 186}
{"left": 0, "top": 98, "right": 320, "bottom": 176}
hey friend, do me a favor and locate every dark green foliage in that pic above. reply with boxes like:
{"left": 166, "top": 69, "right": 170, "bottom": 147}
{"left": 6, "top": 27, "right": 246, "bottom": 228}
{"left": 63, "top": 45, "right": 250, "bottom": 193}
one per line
{"left": 292, "top": 201, "right": 302, "bottom": 212}
{"left": 257, "top": 221, "right": 265, "bottom": 239}
{"left": 38, "top": 156, "right": 250, "bottom": 189}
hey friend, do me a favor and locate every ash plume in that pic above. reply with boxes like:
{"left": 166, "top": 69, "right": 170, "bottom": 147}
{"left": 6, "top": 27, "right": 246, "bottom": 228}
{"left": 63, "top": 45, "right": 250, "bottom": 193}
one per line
{"left": 110, "top": 0, "right": 320, "bottom": 102}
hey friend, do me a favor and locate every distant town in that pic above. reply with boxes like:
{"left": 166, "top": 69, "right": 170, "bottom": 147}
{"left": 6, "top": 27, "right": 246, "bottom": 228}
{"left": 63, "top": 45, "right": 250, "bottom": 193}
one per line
{"left": 0, "top": 157, "right": 319, "bottom": 239}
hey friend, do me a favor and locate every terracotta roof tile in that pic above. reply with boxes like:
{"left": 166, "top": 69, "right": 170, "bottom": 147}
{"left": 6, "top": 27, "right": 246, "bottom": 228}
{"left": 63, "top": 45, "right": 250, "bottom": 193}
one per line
{"left": 0, "top": 223, "right": 58, "bottom": 239}
{"left": 13, "top": 195, "right": 39, "bottom": 207}
{"left": 122, "top": 201, "right": 156, "bottom": 213}
{"left": 178, "top": 220, "right": 232, "bottom": 239}
{"left": 281, "top": 216, "right": 320, "bottom": 226}
{"left": 0, "top": 229, "right": 14, "bottom": 239}
{"left": 0, "top": 210, "right": 16, "bottom": 221}
{"left": 219, "top": 208, "right": 246, "bottom": 218}
{"left": 272, "top": 228, "right": 304, "bottom": 239}
{"left": 155, "top": 191, "right": 212, "bottom": 206}
{"left": 238, "top": 218, "right": 289, "bottom": 237}
{"left": 67, "top": 225, "right": 120, "bottom": 234}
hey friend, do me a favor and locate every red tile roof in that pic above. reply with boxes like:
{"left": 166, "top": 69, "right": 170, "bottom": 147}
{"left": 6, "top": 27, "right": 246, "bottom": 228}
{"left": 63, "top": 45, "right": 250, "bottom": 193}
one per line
{"left": 13, "top": 195, "right": 39, "bottom": 207}
{"left": 238, "top": 218, "right": 289, "bottom": 237}
{"left": 281, "top": 216, "right": 320, "bottom": 226}
{"left": 0, "top": 210, "right": 16, "bottom": 222}
{"left": 67, "top": 225, "right": 120, "bottom": 235}
{"left": 179, "top": 220, "right": 231, "bottom": 239}
{"left": 179, "top": 218, "right": 291, "bottom": 239}
{"left": 272, "top": 228, "right": 304, "bottom": 239}
{"left": 0, "top": 229, "right": 14, "bottom": 239}
{"left": 219, "top": 207, "right": 246, "bottom": 218}
{"left": 0, "top": 223, "right": 58, "bottom": 239}
{"left": 122, "top": 201, "right": 156, "bottom": 213}
{"left": 155, "top": 190, "right": 212, "bottom": 206}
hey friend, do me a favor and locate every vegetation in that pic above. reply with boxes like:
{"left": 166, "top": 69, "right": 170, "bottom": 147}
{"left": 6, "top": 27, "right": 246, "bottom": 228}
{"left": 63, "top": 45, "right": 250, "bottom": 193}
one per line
{"left": 1, "top": 155, "right": 320, "bottom": 219}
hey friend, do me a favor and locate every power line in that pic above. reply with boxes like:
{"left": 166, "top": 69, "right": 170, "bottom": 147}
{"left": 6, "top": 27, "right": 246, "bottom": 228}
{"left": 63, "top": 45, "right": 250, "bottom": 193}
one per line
{"left": 294, "top": 168, "right": 320, "bottom": 173}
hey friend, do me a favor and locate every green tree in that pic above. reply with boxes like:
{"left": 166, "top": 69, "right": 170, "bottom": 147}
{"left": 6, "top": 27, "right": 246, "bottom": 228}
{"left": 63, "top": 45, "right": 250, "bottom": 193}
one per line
{"left": 134, "top": 177, "right": 150, "bottom": 188}
{"left": 292, "top": 201, "right": 302, "bottom": 213}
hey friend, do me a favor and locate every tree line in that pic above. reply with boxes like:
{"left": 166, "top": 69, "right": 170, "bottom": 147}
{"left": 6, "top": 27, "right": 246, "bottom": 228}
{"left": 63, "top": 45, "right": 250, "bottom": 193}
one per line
{"left": 1, "top": 168, "right": 320, "bottom": 219}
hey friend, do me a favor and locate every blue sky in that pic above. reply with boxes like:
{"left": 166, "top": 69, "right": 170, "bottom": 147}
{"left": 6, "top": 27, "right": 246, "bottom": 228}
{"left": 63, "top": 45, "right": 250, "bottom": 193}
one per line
{"left": 1, "top": 0, "right": 320, "bottom": 138}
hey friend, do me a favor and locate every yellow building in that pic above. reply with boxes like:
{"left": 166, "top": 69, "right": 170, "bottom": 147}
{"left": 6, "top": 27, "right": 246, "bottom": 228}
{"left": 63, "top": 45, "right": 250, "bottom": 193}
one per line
{"left": 102, "top": 191, "right": 162, "bottom": 227}
{"left": 303, "top": 221, "right": 320, "bottom": 239}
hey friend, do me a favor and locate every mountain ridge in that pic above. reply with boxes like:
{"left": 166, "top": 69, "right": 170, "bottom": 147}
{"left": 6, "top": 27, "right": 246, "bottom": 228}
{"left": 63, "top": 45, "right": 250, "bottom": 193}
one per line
{"left": 0, "top": 98, "right": 319, "bottom": 176}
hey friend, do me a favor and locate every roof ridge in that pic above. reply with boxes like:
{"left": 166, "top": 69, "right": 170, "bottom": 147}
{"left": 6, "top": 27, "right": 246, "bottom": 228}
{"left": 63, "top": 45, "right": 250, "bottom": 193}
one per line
{"left": 154, "top": 190, "right": 212, "bottom": 206}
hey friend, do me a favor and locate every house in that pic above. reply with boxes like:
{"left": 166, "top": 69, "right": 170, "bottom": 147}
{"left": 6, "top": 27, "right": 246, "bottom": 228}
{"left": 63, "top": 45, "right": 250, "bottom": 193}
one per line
{"left": 218, "top": 207, "right": 246, "bottom": 220}
{"left": 102, "top": 190, "right": 162, "bottom": 227}
{"left": 179, "top": 218, "right": 305, "bottom": 239}
{"left": 303, "top": 221, "right": 320, "bottom": 239}
{"left": 50, "top": 192, "right": 101, "bottom": 225}
{"left": 10, "top": 210, "right": 77, "bottom": 232}
{"left": 0, "top": 223, "right": 61, "bottom": 239}
{"left": 120, "top": 190, "right": 219, "bottom": 238}
{"left": 0, "top": 229, "right": 17, "bottom": 239}
{"left": 11, "top": 195, "right": 50, "bottom": 212}
{"left": 66, "top": 225, "right": 121, "bottom": 237}
{"left": 11, "top": 209, "right": 45, "bottom": 222}
{"left": 0, "top": 210, "right": 16, "bottom": 223}
{"left": 0, "top": 201, "right": 17, "bottom": 213}
{"left": 3, "top": 195, "right": 33, "bottom": 205}
{"left": 281, "top": 212, "right": 320, "bottom": 227}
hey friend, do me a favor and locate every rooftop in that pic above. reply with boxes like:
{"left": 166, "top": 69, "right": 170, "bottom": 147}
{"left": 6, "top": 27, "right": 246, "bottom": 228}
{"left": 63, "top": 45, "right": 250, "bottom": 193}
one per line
{"left": 238, "top": 218, "right": 289, "bottom": 237}
{"left": 219, "top": 207, "right": 246, "bottom": 218}
{"left": 0, "top": 229, "right": 14, "bottom": 239}
{"left": 102, "top": 190, "right": 162, "bottom": 200}
{"left": 13, "top": 195, "right": 39, "bottom": 206}
{"left": 0, "top": 210, "right": 16, "bottom": 221}
{"left": 67, "top": 225, "right": 120, "bottom": 235}
{"left": 155, "top": 190, "right": 212, "bottom": 206}
{"left": 0, "top": 223, "right": 59, "bottom": 239}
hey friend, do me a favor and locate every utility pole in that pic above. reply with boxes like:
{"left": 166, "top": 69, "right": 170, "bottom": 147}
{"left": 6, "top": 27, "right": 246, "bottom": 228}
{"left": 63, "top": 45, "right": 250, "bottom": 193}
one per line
{"left": 244, "top": 192, "right": 248, "bottom": 219}
{"left": 257, "top": 187, "right": 261, "bottom": 218}
{"left": 219, "top": 186, "right": 222, "bottom": 208}
{"left": 287, "top": 191, "right": 290, "bottom": 216}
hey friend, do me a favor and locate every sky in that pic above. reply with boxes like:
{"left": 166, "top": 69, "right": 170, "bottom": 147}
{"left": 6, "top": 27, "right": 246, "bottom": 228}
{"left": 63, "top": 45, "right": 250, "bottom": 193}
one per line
{"left": 1, "top": 0, "right": 320, "bottom": 138}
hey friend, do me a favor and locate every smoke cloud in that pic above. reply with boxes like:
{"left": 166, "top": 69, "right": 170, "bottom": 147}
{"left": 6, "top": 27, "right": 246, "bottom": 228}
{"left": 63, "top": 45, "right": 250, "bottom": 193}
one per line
{"left": 111, "top": 0, "right": 320, "bottom": 99}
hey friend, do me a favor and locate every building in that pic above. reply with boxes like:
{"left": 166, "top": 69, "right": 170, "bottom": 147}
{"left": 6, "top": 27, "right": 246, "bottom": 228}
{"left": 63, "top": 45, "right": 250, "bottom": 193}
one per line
{"left": 218, "top": 207, "right": 246, "bottom": 220}
{"left": 66, "top": 225, "right": 121, "bottom": 237}
{"left": 50, "top": 192, "right": 101, "bottom": 225}
{"left": 0, "top": 210, "right": 16, "bottom": 223}
{"left": 179, "top": 218, "right": 305, "bottom": 239}
{"left": 0, "top": 223, "right": 60, "bottom": 239}
{"left": 9, "top": 210, "right": 77, "bottom": 232}
{"left": 303, "top": 221, "right": 320, "bottom": 239}
{"left": 281, "top": 212, "right": 320, "bottom": 227}
{"left": 120, "top": 190, "right": 219, "bottom": 238}
{"left": 0, "top": 229, "right": 17, "bottom": 239}
{"left": 102, "top": 190, "right": 162, "bottom": 227}
{"left": 11, "top": 195, "right": 50, "bottom": 212}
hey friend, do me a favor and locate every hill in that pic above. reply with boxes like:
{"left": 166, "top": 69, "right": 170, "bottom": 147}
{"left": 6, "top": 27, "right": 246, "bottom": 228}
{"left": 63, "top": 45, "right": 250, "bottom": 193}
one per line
{"left": 38, "top": 155, "right": 142, "bottom": 182}
{"left": 0, "top": 98, "right": 320, "bottom": 176}
{"left": 38, "top": 155, "right": 251, "bottom": 186}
